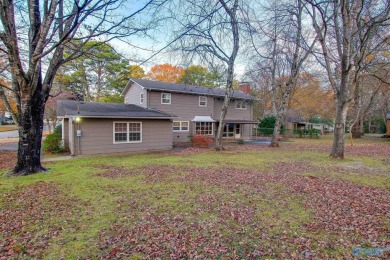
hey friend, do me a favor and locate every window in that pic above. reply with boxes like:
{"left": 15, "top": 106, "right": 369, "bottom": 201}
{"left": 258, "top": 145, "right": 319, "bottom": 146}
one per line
{"left": 199, "top": 96, "right": 207, "bottom": 106}
{"left": 195, "top": 122, "right": 213, "bottom": 135}
{"left": 173, "top": 121, "right": 189, "bottom": 132}
{"left": 140, "top": 93, "right": 144, "bottom": 104}
{"left": 235, "top": 100, "right": 247, "bottom": 109}
{"left": 125, "top": 97, "right": 128, "bottom": 104}
{"left": 161, "top": 93, "right": 171, "bottom": 104}
{"left": 113, "top": 122, "right": 142, "bottom": 143}
{"left": 223, "top": 123, "right": 234, "bottom": 138}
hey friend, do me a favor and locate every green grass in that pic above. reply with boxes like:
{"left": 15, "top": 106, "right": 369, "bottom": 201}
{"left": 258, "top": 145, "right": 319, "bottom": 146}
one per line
{"left": 0, "top": 135, "right": 389, "bottom": 258}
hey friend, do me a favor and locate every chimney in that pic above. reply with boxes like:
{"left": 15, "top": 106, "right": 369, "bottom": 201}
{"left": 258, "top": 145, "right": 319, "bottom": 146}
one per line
{"left": 239, "top": 82, "right": 251, "bottom": 94}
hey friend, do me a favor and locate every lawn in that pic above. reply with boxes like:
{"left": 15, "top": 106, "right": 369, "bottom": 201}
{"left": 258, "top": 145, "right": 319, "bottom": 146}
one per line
{"left": 0, "top": 125, "right": 17, "bottom": 132}
{"left": 0, "top": 135, "right": 389, "bottom": 259}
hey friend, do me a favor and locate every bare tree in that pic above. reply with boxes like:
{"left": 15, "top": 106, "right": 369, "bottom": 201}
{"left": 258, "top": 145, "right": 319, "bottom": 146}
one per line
{"left": 0, "top": 0, "right": 165, "bottom": 175}
{"left": 169, "top": 0, "right": 241, "bottom": 150}
{"left": 245, "top": 0, "right": 317, "bottom": 147}
{"left": 306, "top": 0, "right": 390, "bottom": 158}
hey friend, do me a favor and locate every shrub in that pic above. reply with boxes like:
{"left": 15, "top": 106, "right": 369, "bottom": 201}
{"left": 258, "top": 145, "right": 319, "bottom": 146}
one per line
{"left": 191, "top": 135, "right": 213, "bottom": 147}
{"left": 43, "top": 133, "right": 64, "bottom": 153}
{"left": 294, "top": 128, "right": 320, "bottom": 138}
{"left": 54, "top": 124, "right": 62, "bottom": 135}
{"left": 257, "top": 115, "right": 284, "bottom": 136}
{"left": 258, "top": 115, "right": 276, "bottom": 128}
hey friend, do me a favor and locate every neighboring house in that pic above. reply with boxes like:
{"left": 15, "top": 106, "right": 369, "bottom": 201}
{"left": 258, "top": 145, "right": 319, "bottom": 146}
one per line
{"left": 122, "top": 78, "right": 257, "bottom": 142}
{"left": 57, "top": 100, "right": 177, "bottom": 155}
{"left": 284, "top": 109, "right": 333, "bottom": 135}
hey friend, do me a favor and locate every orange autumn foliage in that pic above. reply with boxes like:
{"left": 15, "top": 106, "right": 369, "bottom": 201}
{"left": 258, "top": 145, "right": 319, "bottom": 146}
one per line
{"left": 147, "top": 64, "right": 184, "bottom": 83}
{"left": 289, "top": 73, "right": 335, "bottom": 119}
{"left": 0, "top": 58, "right": 17, "bottom": 115}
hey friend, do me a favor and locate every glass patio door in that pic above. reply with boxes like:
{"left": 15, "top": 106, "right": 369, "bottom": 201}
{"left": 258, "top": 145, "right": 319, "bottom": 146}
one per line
{"left": 235, "top": 124, "right": 241, "bottom": 139}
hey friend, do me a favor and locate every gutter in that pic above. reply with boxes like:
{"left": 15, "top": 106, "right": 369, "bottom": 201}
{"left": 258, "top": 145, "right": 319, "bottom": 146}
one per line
{"left": 62, "top": 115, "right": 179, "bottom": 119}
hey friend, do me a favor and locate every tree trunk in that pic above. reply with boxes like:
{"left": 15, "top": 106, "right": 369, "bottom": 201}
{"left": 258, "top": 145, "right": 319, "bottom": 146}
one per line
{"left": 330, "top": 100, "right": 348, "bottom": 159}
{"left": 9, "top": 82, "right": 47, "bottom": 176}
{"left": 351, "top": 121, "right": 361, "bottom": 138}
{"left": 270, "top": 85, "right": 290, "bottom": 147}
{"left": 46, "top": 118, "right": 52, "bottom": 134}
{"left": 270, "top": 112, "right": 283, "bottom": 147}
{"left": 215, "top": 97, "right": 230, "bottom": 150}
{"left": 359, "top": 118, "right": 364, "bottom": 136}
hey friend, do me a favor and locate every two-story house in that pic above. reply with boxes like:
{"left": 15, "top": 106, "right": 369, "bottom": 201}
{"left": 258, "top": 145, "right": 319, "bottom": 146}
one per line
{"left": 58, "top": 79, "right": 256, "bottom": 156}
{"left": 122, "top": 78, "right": 257, "bottom": 143}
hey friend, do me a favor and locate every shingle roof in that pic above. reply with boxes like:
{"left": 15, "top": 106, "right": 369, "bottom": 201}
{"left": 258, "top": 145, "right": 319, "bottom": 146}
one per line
{"left": 126, "top": 78, "right": 256, "bottom": 100}
{"left": 57, "top": 100, "right": 176, "bottom": 119}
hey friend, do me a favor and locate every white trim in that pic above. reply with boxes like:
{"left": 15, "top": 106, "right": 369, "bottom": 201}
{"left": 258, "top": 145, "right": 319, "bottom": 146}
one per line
{"left": 69, "top": 117, "right": 74, "bottom": 155}
{"left": 61, "top": 118, "right": 65, "bottom": 146}
{"left": 113, "top": 121, "right": 142, "bottom": 144}
{"left": 192, "top": 116, "right": 215, "bottom": 122}
{"left": 194, "top": 121, "right": 214, "bottom": 135}
{"left": 140, "top": 93, "right": 144, "bottom": 104}
{"left": 140, "top": 87, "right": 255, "bottom": 100}
{"left": 235, "top": 100, "right": 247, "bottom": 110}
{"left": 62, "top": 115, "right": 177, "bottom": 119}
{"left": 199, "top": 96, "right": 207, "bottom": 107}
{"left": 161, "top": 93, "right": 171, "bottom": 104}
{"left": 173, "top": 121, "right": 189, "bottom": 132}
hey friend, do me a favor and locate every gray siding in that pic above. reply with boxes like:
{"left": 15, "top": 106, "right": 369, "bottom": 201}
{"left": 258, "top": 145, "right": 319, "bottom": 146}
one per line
{"left": 214, "top": 99, "right": 253, "bottom": 139}
{"left": 148, "top": 91, "right": 215, "bottom": 142}
{"left": 124, "top": 82, "right": 147, "bottom": 108}
{"left": 213, "top": 98, "right": 252, "bottom": 121}
{"left": 147, "top": 91, "right": 255, "bottom": 141}
{"left": 241, "top": 124, "right": 252, "bottom": 139}
{"left": 148, "top": 91, "right": 215, "bottom": 119}
{"left": 71, "top": 118, "right": 172, "bottom": 155}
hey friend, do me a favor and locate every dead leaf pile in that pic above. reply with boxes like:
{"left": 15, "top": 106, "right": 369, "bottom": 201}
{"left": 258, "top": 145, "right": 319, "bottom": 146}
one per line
{"left": 166, "top": 147, "right": 212, "bottom": 156}
{"left": 0, "top": 151, "right": 16, "bottom": 172}
{"left": 94, "top": 165, "right": 140, "bottom": 178}
{"left": 0, "top": 182, "right": 84, "bottom": 258}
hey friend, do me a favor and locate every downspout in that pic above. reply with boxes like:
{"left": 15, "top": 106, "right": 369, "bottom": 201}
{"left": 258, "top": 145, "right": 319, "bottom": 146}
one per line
{"left": 61, "top": 118, "right": 65, "bottom": 146}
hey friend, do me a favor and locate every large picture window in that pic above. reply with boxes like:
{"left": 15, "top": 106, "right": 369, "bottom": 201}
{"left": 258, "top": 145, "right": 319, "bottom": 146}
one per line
{"left": 195, "top": 122, "right": 213, "bottom": 135}
{"left": 173, "top": 121, "right": 189, "bottom": 132}
{"left": 113, "top": 122, "right": 142, "bottom": 143}
{"left": 161, "top": 93, "right": 171, "bottom": 104}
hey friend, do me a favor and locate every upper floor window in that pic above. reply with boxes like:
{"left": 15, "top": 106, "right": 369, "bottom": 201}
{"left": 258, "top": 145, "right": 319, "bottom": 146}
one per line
{"left": 199, "top": 96, "right": 207, "bottom": 106}
{"left": 125, "top": 97, "right": 128, "bottom": 104}
{"left": 161, "top": 93, "right": 171, "bottom": 104}
{"left": 235, "top": 100, "right": 247, "bottom": 109}
{"left": 140, "top": 93, "right": 144, "bottom": 104}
